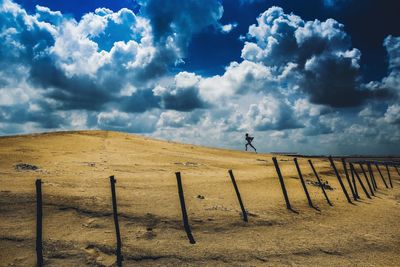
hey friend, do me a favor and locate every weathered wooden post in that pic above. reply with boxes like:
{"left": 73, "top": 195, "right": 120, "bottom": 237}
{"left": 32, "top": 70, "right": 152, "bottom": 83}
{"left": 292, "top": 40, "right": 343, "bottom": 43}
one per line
{"left": 308, "top": 160, "right": 332, "bottom": 206}
{"left": 294, "top": 158, "right": 314, "bottom": 208}
{"left": 375, "top": 163, "right": 389, "bottom": 189}
{"left": 35, "top": 179, "right": 43, "bottom": 267}
{"left": 349, "top": 164, "right": 359, "bottom": 199}
{"left": 228, "top": 170, "right": 248, "bottom": 222}
{"left": 328, "top": 156, "right": 352, "bottom": 204}
{"left": 175, "top": 172, "right": 196, "bottom": 244}
{"left": 367, "top": 162, "right": 378, "bottom": 190}
{"left": 385, "top": 164, "right": 393, "bottom": 188}
{"left": 341, "top": 158, "right": 357, "bottom": 200}
{"left": 359, "top": 163, "right": 374, "bottom": 196}
{"left": 350, "top": 164, "right": 371, "bottom": 199}
{"left": 272, "top": 157, "right": 292, "bottom": 210}
{"left": 109, "top": 176, "right": 123, "bottom": 266}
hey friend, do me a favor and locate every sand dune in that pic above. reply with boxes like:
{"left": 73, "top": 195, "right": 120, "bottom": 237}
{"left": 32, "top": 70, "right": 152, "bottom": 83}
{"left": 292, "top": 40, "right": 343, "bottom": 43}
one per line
{"left": 0, "top": 130, "right": 399, "bottom": 266}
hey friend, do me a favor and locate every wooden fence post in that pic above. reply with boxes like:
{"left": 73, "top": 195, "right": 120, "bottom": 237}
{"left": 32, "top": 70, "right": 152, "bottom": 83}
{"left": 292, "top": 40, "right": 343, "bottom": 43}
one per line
{"left": 385, "top": 164, "right": 393, "bottom": 188}
{"left": 367, "top": 163, "right": 378, "bottom": 190}
{"left": 272, "top": 157, "right": 292, "bottom": 210}
{"left": 294, "top": 158, "right": 314, "bottom": 208}
{"left": 350, "top": 165, "right": 359, "bottom": 199}
{"left": 328, "top": 157, "right": 352, "bottom": 204}
{"left": 341, "top": 159, "right": 357, "bottom": 200}
{"left": 35, "top": 179, "right": 43, "bottom": 267}
{"left": 359, "top": 163, "right": 374, "bottom": 196}
{"left": 308, "top": 160, "right": 332, "bottom": 206}
{"left": 350, "top": 163, "right": 371, "bottom": 199}
{"left": 375, "top": 164, "right": 389, "bottom": 189}
{"left": 175, "top": 172, "right": 196, "bottom": 244}
{"left": 109, "top": 176, "right": 123, "bottom": 266}
{"left": 228, "top": 170, "right": 248, "bottom": 222}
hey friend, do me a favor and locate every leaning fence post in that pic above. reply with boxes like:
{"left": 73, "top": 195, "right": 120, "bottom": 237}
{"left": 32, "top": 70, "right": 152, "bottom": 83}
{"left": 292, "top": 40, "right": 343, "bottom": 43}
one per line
{"left": 349, "top": 165, "right": 359, "bottom": 199}
{"left": 36, "top": 179, "right": 43, "bottom": 267}
{"left": 350, "top": 163, "right": 371, "bottom": 199}
{"left": 272, "top": 157, "right": 292, "bottom": 210}
{"left": 328, "top": 157, "right": 352, "bottom": 204}
{"left": 294, "top": 158, "right": 314, "bottom": 208}
{"left": 375, "top": 164, "right": 389, "bottom": 189}
{"left": 308, "top": 160, "right": 332, "bottom": 206}
{"left": 359, "top": 163, "right": 374, "bottom": 196}
{"left": 367, "top": 162, "right": 378, "bottom": 190}
{"left": 228, "top": 170, "right": 248, "bottom": 222}
{"left": 175, "top": 172, "right": 196, "bottom": 244}
{"left": 341, "top": 159, "right": 357, "bottom": 200}
{"left": 109, "top": 176, "right": 123, "bottom": 266}
{"left": 385, "top": 164, "right": 393, "bottom": 188}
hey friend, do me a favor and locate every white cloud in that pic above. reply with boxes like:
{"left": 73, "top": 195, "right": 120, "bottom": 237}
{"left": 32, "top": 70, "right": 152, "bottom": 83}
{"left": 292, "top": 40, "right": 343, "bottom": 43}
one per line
{"left": 384, "top": 104, "right": 400, "bottom": 124}
{"left": 220, "top": 22, "right": 238, "bottom": 33}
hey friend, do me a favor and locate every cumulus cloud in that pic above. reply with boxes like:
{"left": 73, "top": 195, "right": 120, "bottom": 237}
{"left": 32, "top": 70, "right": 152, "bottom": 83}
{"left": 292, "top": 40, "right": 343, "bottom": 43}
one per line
{"left": 380, "top": 36, "right": 400, "bottom": 96}
{"left": 153, "top": 72, "right": 207, "bottom": 111}
{"left": 240, "top": 6, "right": 372, "bottom": 107}
{"left": 384, "top": 104, "right": 400, "bottom": 124}
{"left": 246, "top": 95, "right": 302, "bottom": 131}
{"left": 0, "top": 0, "right": 224, "bottom": 133}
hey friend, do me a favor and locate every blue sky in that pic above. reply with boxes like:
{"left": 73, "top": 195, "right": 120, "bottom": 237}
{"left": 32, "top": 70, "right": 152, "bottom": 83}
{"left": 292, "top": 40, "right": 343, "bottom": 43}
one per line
{"left": 1, "top": 0, "right": 400, "bottom": 155}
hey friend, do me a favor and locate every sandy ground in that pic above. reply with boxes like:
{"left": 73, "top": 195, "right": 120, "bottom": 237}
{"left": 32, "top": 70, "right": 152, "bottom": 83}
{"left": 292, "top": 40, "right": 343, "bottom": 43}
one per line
{"left": 0, "top": 130, "right": 399, "bottom": 266}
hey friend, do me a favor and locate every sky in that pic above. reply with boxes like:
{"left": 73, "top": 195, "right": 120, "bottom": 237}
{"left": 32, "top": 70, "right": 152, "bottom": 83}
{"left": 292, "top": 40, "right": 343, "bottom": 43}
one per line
{"left": 0, "top": 0, "right": 399, "bottom": 155}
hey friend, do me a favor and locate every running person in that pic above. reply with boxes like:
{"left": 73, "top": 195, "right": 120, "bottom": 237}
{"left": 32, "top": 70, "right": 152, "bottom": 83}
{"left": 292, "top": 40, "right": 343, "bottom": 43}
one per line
{"left": 245, "top": 133, "right": 257, "bottom": 152}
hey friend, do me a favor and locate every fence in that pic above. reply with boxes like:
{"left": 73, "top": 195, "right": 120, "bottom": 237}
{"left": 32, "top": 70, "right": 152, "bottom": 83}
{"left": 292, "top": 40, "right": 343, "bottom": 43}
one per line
{"left": 32, "top": 157, "right": 399, "bottom": 266}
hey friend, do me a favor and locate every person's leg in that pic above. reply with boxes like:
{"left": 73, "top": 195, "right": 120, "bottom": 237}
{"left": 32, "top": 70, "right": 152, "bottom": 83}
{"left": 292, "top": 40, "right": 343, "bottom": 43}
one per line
{"left": 250, "top": 143, "right": 256, "bottom": 152}
{"left": 245, "top": 143, "right": 248, "bottom": 151}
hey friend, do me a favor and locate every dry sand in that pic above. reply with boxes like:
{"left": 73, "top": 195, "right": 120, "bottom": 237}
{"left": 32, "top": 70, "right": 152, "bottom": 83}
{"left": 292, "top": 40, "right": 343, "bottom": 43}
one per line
{"left": 0, "top": 130, "right": 399, "bottom": 266}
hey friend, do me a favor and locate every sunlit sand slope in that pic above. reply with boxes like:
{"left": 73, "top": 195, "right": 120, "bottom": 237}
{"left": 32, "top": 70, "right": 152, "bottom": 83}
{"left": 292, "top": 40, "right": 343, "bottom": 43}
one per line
{"left": 0, "top": 130, "right": 399, "bottom": 266}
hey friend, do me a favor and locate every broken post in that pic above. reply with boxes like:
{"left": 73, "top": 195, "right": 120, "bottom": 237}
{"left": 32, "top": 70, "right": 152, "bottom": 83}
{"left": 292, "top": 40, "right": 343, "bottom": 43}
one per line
{"left": 294, "top": 158, "right": 314, "bottom": 208}
{"left": 350, "top": 163, "right": 371, "bottom": 199}
{"left": 385, "top": 164, "right": 393, "bottom": 188}
{"left": 328, "top": 156, "right": 352, "bottom": 204}
{"left": 367, "top": 162, "right": 378, "bottom": 190}
{"left": 272, "top": 157, "right": 292, "bottom": 210}
{"left": 341, "top": 158, "right": 357, "bottom": 201}
{"left": 109, "top": 176, "right": 123, "bottom": 266}
{"left": 359, "top": 163, "right": 374, "bottom": 196}
{"left": 175, "top": 172, "right": 196, "bottom": 244}
{"left": 228, "top": 170, "right": 248, "bottom": 222}
{"left": 35, "top": 179, "right": 43, "bottom": 267}
{"left": 375, "top": 164, "right": 389, "bottom": 189}
{"left": 308, "top": 160, "right": 332, "bottom": 206}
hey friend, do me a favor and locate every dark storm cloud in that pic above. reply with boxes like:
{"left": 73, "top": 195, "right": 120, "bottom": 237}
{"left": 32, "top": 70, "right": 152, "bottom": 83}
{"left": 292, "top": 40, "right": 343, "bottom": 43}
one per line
{"left": 0, "top": 104, "right": 65, "bottom": 128}
{"left": 119, "top": 89, "right": 160, "bottom": 113}
{"left": 138, "top": 0, "right": 223, "bottom": 50}
{"left": 29, "top": 56, "right": 114, "bottom": 110}
{"left": 161, "top": 88, "right": 206, "bottom": 111}
{"left": 136, "top": 0, "right": 224, "bottom": 80}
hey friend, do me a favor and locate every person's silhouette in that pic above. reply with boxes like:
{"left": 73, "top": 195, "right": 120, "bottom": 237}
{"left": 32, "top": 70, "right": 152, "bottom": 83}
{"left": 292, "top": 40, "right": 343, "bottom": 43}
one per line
{"left": 245, "top": 133, "right": 257, "bottom": 152}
